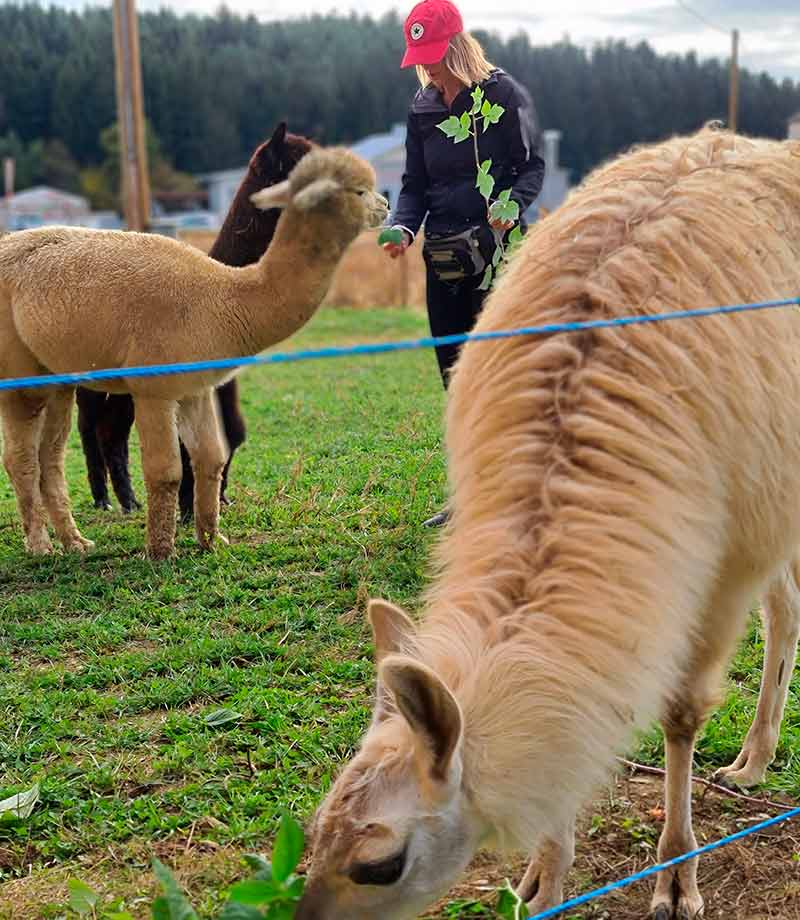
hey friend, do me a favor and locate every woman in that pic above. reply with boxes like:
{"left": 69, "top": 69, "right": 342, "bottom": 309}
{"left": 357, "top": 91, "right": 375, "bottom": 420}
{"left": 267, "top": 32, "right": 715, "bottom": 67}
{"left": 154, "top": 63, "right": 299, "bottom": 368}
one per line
{"left": 384, "top": 0, "right": 545, "bottom": 525}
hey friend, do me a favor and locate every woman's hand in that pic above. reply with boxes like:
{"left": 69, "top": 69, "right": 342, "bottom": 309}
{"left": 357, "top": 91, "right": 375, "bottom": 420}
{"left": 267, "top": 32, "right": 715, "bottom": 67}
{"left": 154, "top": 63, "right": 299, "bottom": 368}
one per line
{"left": 489, "top": 217, "right": 515, "bottom": 231}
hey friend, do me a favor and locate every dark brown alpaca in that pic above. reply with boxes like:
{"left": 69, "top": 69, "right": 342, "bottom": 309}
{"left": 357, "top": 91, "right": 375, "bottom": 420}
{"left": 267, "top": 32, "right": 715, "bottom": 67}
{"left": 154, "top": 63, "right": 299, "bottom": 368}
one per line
{"left": 76, "top": 123, "right": 313, "bottom": 520}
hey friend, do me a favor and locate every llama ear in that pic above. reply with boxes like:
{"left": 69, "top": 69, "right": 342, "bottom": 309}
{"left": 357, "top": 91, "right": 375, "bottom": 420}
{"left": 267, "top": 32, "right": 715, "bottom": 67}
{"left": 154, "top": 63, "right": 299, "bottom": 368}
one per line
{"left": 368, "top": 599, "right": 416, "bottom": 663}
{"left": 250, "top": 180, "right": 291, "bottom": 211}
{"left": 380, "top": 655, "right": 463, "bottom": 781}
{"left": 294, "top": 178, "right": 341, "bottom": 211}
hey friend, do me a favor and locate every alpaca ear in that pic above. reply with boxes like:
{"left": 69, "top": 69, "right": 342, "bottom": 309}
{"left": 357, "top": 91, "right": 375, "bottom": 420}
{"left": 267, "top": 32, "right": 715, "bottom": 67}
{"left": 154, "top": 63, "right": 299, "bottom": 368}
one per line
{"left": 269, "top": 121, "right": 288, "bottom": 150}
{"left": 294, "top": 178, "right": 341, "bottom": 211}
{"left": 380, "top": 655, "right": 463, "bottom": 781}
{"left": 368, "top": 599, "right": 416, "bottom": 663}
{"left": 250, "top": 180, "right": 291, "bottom": 211}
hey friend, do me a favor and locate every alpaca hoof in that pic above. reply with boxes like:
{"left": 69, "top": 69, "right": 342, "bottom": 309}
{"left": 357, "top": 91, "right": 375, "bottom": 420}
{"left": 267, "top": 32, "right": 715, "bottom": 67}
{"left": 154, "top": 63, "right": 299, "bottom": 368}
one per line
{"left": 64, "top": 533, "right": 94, "bottom": 553}
{"left": 94, "top": 498, "right": 113, "bottom": 511}
{"left": 147, "top": 541, "right": 175, "bottom": 560}
{"left": 220, "top": 493, "right": 232, "bottom": 506}
{"left": 121, "top": 498, "right": 141, "bottom": 514}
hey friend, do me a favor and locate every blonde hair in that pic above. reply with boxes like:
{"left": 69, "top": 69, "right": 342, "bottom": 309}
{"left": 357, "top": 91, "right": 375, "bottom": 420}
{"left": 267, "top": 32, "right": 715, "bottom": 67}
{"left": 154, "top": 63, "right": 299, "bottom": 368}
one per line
{"left": 416, "top": 31, "right": 494, "bottom": 89}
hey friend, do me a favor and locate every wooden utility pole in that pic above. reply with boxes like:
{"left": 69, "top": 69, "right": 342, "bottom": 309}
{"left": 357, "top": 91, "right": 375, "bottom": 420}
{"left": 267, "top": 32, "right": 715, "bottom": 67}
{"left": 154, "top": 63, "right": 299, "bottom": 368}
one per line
{"left": 112, "top": 0, "right": 150, "bottom": 230}
{"left": 728, "top": 28, "right": 740, "bottom": 133}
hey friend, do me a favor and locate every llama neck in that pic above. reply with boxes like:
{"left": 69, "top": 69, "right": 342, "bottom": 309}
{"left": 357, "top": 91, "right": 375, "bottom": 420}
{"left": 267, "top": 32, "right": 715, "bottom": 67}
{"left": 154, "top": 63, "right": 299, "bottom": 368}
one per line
{"left": 221, "top": 206, "right": 354, "bottom": 355}
{"left": 415, "top": 493, "right": 707, "bottom": 850}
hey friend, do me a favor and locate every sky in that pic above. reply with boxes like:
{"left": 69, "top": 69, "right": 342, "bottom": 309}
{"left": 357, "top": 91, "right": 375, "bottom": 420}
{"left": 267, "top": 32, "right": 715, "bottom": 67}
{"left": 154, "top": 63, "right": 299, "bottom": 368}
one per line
{"left": 49, "top": 0, "right": 800, "bottom": 82}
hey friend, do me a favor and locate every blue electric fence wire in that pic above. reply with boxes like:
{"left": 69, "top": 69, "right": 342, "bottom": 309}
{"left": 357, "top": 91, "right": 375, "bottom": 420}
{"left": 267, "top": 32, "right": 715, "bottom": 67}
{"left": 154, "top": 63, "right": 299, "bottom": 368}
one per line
{"left": 0, "top": 295, "right": 798, "bottom": 391}
{"left": 526, "top": 805, "right": 800, "bottom": 920}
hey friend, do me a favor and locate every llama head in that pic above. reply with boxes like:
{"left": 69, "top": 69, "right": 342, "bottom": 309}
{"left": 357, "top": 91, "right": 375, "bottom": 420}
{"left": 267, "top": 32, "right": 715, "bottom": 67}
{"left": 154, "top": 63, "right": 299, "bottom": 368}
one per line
{"left": 295, "top": 600, "right": 486, "bottom": 920}
{"left": 249, "top": 147, "right": 389, "bottom": 236}
{"left": 249, "top": 122, "right": 313, "bottom": 183}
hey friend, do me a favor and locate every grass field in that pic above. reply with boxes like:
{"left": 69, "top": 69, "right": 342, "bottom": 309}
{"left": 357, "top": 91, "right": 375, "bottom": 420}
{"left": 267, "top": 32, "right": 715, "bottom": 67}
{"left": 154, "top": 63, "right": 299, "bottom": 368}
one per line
{"left": 1, "top": 307, "right": 798, "bottom": 918}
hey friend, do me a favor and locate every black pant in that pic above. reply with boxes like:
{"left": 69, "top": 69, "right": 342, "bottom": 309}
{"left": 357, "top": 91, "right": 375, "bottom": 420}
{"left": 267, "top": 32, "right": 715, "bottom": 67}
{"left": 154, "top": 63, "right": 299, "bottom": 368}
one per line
{"left": 425, "top": 263, "right": 489, "bottom": 388}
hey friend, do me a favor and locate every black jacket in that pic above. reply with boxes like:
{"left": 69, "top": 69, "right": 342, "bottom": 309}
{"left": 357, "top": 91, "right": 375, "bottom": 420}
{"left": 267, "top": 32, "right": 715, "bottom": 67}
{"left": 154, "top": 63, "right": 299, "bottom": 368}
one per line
{"left": 392, "top": 69, "right": 545, "bottom": 238}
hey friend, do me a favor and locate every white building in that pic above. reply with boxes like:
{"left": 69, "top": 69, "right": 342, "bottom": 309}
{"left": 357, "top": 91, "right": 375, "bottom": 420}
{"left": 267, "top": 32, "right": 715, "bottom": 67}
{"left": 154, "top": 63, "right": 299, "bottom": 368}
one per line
{"left": 0, "top": 185, "right": 91, "bottom": 230}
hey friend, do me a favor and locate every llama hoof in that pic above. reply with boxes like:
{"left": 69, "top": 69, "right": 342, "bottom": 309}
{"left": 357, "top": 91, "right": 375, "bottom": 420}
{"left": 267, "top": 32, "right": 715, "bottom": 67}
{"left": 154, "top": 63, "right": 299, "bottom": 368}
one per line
{"left": 711, "top": 760, "right": 767, "bottom": 790}
{"left": 651, "top": 887, "right": 703, "bottom": 920}
{"left": 94, "top": 498, "right": 113, "bottom": 511}
{"left": 220, "top": 493, "right": 232, "bottom": 506}
{"left": 146, "top": 541, "right": 175, "bottom": 560}
{"left": 121, "top": 498, "right": 141, "bottom": 514}
{"left": 63, "top": 533, "right": 95, "bottom": 553}
{"left": 26, "top": 534, "right": 54, "bottom": 555}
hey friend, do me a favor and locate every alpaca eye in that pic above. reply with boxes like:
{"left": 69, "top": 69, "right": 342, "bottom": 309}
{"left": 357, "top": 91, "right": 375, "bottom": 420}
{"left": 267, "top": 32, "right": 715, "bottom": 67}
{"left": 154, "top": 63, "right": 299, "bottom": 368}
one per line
{"left": 349, "top": 849, "right": 406, "bottom": 886}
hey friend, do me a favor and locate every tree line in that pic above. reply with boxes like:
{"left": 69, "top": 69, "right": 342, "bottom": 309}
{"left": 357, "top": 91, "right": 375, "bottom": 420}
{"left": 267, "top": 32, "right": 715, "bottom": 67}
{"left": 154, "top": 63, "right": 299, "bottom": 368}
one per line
{"left": 1, "top": 2, "right": 799, "bottom": 207}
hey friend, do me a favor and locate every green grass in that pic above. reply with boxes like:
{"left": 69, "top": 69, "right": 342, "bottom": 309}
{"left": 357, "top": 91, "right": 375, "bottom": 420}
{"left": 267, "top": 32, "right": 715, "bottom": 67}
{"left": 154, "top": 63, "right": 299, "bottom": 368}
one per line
{"left": 0, "top": 306, "right": 798, "bottom": 916}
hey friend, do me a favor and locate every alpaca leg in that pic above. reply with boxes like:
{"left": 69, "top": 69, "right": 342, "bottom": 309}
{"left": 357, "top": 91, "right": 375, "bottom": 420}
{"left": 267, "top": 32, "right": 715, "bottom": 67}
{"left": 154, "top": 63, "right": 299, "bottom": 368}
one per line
{"left": 76, "top": 388, "right": 111, "bottom": 510}
{"left": 178, "top": 441, "right": 195, "bottom": 524}
{"left": 650, "top": 702, "right": 704, "bottom": 920}
{"left": 0, "top": 391, "right": 52, "bottom": 554}
{"left": 713, "top": 558, "right": 800, "bottom": 788}
{"left": 38, "top": 386, "right": 93, "bottom": 552}
{"left": 98, "top": 394, "right": 140, "bottom": 512}
{"left": 517, "top": 818, "right": 575, "bottom": 915}
{"left": 134, "top": 397, "right": 181, "bottom": 560}
{"left": 177, "top": 391, "right": 228, "bottom": 551}
{"left": 216, "top": 379, "right": 245, "bottom": 505}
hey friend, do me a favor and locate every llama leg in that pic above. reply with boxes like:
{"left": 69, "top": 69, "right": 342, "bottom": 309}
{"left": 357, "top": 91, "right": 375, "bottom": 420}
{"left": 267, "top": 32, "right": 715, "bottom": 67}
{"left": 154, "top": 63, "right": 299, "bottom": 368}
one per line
{"left": 713, "top": 558, "right": 800, "bottom": 788}
{"left": 178, "top": 441, "right": 195, "bottom": 524}
{"left": 517, "top": 818, "right": 575, "bottom": 915}
{"left": 134, "top": 397, "right": 181, "bottom": 559}
{"left": 76, "top": 388, "right": 111, "bottom": 510}
{"left": 0, "top": 392, "right": 52, "bottom": 554}
{"left": 38, "top": 386, "right": 93, "bottom": 552}
{"left": 650, "top": 702, "right": 704, "bottom": 920}
{"left": 98, "top": 394, "right": 140, "bottom": 512}
{"left": 216, "top": 379, "right": 244, "bottom": 505}
{"left": 177, "top": 391, "right": 228, "bottom": 551}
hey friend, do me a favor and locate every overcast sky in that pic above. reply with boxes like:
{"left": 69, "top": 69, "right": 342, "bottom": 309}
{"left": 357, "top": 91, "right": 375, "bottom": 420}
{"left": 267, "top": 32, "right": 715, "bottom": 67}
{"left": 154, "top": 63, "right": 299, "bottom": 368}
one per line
{"left": 48, "top": 0, "right": 800, "bottom": 82}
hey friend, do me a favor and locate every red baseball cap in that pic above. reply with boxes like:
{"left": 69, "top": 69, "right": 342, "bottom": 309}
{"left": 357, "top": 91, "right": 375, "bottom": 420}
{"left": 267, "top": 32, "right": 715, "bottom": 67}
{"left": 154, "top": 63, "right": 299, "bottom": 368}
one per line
{"left": 401, "top": 0, "right": 464, "bottom": 68}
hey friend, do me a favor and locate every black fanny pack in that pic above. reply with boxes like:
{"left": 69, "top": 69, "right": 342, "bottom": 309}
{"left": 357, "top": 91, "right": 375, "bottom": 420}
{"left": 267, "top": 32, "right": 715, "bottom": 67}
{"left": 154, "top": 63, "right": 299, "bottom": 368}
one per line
{"left": 423, "top": 225, "right": 498, "bottom": 282}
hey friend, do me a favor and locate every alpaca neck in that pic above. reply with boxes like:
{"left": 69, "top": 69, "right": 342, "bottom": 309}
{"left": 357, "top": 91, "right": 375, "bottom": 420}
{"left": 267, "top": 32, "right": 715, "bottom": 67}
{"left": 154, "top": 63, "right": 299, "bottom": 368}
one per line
{"left": 222, "top": 205, "right": 355, "bottom": 355}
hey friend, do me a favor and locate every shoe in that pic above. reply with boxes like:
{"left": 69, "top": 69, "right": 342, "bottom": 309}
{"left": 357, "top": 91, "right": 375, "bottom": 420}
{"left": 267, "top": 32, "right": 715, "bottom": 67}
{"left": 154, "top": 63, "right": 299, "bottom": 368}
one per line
{"left": 423, "top": 509, "right": 450, "bottom": 528}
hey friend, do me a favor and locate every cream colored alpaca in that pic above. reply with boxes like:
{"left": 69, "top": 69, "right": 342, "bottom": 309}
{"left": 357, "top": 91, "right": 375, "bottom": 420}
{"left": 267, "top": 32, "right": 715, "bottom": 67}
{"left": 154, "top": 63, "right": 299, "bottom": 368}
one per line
{"left": 296, "top": 127, "right": 800, "bottom": 920}
{"left": 0, "top": 148, "right": 388, "bottom": 558}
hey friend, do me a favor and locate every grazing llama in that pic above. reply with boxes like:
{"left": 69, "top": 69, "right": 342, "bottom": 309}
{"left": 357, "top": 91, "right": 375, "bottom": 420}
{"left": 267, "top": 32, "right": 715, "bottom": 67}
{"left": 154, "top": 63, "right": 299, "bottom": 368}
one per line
{"left": 76, "top": 122, "right": 313, "bottom": 519}
{"left": 297, "top": 127, "right": 800, "bottom": 920}
{"left": 0, "top": 147, "right": 388, "bottom": 559}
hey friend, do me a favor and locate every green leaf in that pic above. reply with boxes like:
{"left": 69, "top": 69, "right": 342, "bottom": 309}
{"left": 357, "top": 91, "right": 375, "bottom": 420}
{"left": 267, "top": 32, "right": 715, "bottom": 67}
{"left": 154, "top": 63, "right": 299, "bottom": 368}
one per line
{"left": 106, "top": 913, "right": 135, "bottom": 920}
{"left": 285, "top": 876, "right": 305, "bottom": 899}
{"left": 377, "top": 227, "right": 405, "bottom": 246}
{"left": 476, "top": 172, "right": 494, "bottom": 200}
{"left": 228, "top": 879, "right": 282, "bottom": 905}
{"left": 470, "top": 86, "right": 484, "bottom": 114}
{"left": 203, "top": 708, "right": 242, "bottom": 728}
{"left": 479, "top": 158, "right": 492, "bottom": 174}
{"left": 508, "top": 225, "right": 524, "bottom": 246}
{"left": 242, "top": 854, "right": 273, "bottom": 880}
{"left": 497, "top": 188, "right": 512, "bottom": 204}
{"left": 0, "top": 784, "right": 39, "bottom": 820}
{"left": 436, "top": 116, "right": 462, "bottom": 138}
{"left": 489, "top": 198, "right": 520, "bottom": 224}
{"left": 271, "top": 813, "right": 304, "bottom": 884}
{"left": 492, "top": 244, "right": 503, "bottom": 267}
{"left": 68, "top": 878, "right": 99, "bottom": 916}
{"left": 477, "top": 266, "right": 493, "bottom": 291}
{"left": 219, "top": 903, "right": 266, "bottom": 920}
{"left": 481, "top": 99, "right": 492, "bottom": 116}
{"left": 151, "top": 859, "right": 199, "bottom": 920}
{"left": 459, "top": 111, "right": 471, "bottom": 131}
{"left": 496, "top": 880, "right": 526, "bottom": 920}
{"left": 264, "top": 904, "right": 296, "bottom": 920}
{"left": 151, "top": 897, "right": 170, "bottom": 920}
{"left": 482, "top": 103, "right": 505, "bottom": 132}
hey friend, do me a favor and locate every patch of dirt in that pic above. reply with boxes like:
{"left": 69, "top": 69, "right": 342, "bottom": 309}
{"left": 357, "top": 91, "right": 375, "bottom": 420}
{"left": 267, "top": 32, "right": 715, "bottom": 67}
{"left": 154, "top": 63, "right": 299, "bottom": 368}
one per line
{"left": 1, "top": 776, "right": 797, "bottom": 919}
{"left": 424, "top": 774, "right": 800, "bottom": 919}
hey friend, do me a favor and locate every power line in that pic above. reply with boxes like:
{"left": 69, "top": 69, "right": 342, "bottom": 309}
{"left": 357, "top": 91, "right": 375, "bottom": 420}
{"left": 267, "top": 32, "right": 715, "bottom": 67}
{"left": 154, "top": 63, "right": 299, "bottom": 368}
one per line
{"left": 674, "top": 0, "right": 731, "bottom": 37}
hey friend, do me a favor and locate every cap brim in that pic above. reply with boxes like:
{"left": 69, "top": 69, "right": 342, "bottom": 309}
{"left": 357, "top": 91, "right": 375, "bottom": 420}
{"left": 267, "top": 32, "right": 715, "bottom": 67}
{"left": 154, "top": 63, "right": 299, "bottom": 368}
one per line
{"left": 401, "top": 37, "right": 450, "bottom": 68}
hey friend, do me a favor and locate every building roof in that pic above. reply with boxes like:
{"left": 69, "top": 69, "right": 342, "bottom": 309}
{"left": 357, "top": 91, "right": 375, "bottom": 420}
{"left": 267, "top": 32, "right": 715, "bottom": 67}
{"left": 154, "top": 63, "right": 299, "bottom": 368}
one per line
{"left": 350, "top": 123, "right": 406, "bottom": 162}
{"left": 5, "top": 185, "right": 89, "bottom": 209}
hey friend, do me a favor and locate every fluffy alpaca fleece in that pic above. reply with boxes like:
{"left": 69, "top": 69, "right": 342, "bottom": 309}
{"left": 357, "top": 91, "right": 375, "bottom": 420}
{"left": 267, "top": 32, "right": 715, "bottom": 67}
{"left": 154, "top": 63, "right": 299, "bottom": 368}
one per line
{"left": 297, "top": 127, "right": 800, "bottom": 920}
{"left": 0, "top": 147, "right": 388, "bottom": 558}
{"left": 75, "top": 123, "right": 313, "bottom": 518}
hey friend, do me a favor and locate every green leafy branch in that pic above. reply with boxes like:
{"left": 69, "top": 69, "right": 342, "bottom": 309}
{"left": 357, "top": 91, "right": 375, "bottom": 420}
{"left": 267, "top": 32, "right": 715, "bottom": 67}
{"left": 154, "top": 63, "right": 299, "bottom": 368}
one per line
{"left": 61, "top": 814, "right": 306, "bottom": 920}
{"left": 437, "top": 85, "right": 523, "bottom": 290}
